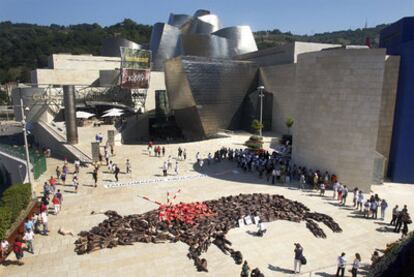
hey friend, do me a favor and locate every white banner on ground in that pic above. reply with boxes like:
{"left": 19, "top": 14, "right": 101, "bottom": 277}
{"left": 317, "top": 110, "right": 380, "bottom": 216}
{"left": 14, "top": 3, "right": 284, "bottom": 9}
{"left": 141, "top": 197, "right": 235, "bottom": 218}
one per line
{"left": 103, "top": 173, "right": 208, "bottom": 189}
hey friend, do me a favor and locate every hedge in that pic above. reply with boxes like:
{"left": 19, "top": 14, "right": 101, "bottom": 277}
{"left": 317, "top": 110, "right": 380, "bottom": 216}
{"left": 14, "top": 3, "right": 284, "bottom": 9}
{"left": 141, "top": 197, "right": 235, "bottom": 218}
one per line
{"left": 0, "top": 183, "right": 32, "bottom": 239}
{"left": 0, "top": 207, "right": 12, "bottom": 239}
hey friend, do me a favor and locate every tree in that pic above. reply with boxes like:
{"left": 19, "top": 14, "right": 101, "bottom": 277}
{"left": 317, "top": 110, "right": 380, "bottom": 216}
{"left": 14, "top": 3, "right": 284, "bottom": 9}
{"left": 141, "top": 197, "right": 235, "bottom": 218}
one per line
{"left": 251, "top": 119, "right": 263, "bottom": 135}
{"left": 285, "top": 116, "right": 294, "bottom": 134}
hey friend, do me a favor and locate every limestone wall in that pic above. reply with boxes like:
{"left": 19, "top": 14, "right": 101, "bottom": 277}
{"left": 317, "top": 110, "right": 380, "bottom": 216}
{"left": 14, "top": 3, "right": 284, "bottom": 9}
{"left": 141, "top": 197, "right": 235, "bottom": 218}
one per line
{"left": 293, "top": 42, "right": 341, "bottom": 63}
{"left": 48, "top": 54, "right": 120, "bottom": 70}
{"left": 31, "top": 69, "right": 100, "bottom": 86}
{"left": 236, "top": 42, "right": 340, "bottom": 67}
{"left": 376, "top": 56, "right": 400, "bottom": 173}
{"left": 259, "top": 64, "right": 296, "bottom": 134}
{"left": 146, "top": 71, "right": 166, "bottom": 112}
{"left": 291, "top": 49, "right": 389, "bottom": 191}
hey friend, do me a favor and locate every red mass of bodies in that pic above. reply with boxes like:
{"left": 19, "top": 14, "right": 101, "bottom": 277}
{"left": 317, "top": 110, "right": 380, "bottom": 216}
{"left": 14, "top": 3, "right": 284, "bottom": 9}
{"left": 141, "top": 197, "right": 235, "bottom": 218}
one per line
{"left": 158, "top": 202, "right": 215, "bottom": 224}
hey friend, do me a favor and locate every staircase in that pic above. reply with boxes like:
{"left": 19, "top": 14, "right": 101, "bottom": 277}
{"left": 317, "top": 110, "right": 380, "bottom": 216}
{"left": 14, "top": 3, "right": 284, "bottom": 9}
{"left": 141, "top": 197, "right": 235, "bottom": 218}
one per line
{"left": 36, "top": 120, "right": 92, "bottom": 164}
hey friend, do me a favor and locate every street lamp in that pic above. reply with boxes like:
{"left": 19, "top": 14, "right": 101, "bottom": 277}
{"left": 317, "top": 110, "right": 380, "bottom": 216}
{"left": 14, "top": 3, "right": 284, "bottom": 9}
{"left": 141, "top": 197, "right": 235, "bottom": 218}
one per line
{"left": 257, "top": 86, "right": 265, "bottom": 137}
{"left": 19, "top": 91, "right": 35, "bottom": 198}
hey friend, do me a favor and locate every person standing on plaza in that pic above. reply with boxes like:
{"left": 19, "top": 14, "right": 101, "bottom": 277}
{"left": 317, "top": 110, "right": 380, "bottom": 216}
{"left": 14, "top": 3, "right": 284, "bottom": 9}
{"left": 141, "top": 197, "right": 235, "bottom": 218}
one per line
{"left": 178, "top": 147, "right": 182, "bottom": 160}
{"left": 126, "top": 159, "right": 131, "bottom": 174}
{"left": 110, "top": 144, "right": 114, "bottom": 156}
{"left": 73, "top": 177, "right": 79, "bottom": 193}
{"left": 167, "top": 156, "right": 172, "bottom": 170}
{"left": 163, "top": 161, "right": 168, "bottom": 176}
{"left": 341, "top": 185, "right": 348, "bottom": 206}
{"left": 41, "top": 209, "right": 48, "bottom": 235}
{"left": 104, "top": 148, "right": 109, "bottom": 165}
{"left": 363, "top": 200, "right": 371, "bottom": 218}
{"left": 114, "top": 165, "right": 120, "bottom": 182}
{"left": 74, "top": 159, "right": 81, "bottom": 173}
{"left": 92, "top": 168, "right": 98, "bottom": 187}
{"left": 55, "top": 189, "right": 63, "bottom": 206}
{"left": 1, "top": 238, "right": 9, "bottom": 260}
{"left": 207, "top": 153, "right": 212, "bottom": 165}
{"left": 293, "top": 243, "right": 304, "bottom": 274}
{"left": 24, "top": 217, "right": 34, "bottom": 232}
{"left": 23, "top": 227, "right": 34, "bottom": 254}
{"left": 351, "top": 253, "right": 361, "bottom": 277}
{"left": 241, "top": 260, "right": 250, "bottom": 277}
{"left": 272, "top": 168, "right": 277, "bottom": 185}
{"left": 333, "top": 181, "right": 339, "bottom": 199}
{"left": 380, "top": 199, "right": 388, "bottom": 220}
{"left": 56, "top": 166, "right": 61, "bottom": 181}
{"left": 52, "top": 195, "right": 61, "bottom": 215}
{"left": 390, "top": 205, "right": 399, "bottom": 225}
{"left": 371, "top": 198, "right": 379, "bottom": 219}
{"left": 320, "top": 182, "right": 325, "bottom": 196}
{"left": 196, "top": 152, "right": 200, "bottom": 163}
{"left": 43, "top": 182, "right": 51, "bottom": 198}
{"left": 174, "top": 160, "right": 179, "bottom": 175}
{"left": 357, "top": 191, "right": 364, "bottom": 211}
{"left": 12, "top": 238, "right": 25, "bottom": 265}
{"left": 352, "top": 188, "right": 358, "bottom": 208}
{"left": 162, "top": 146, "right": 166, "bottom": 157}
{"left": 336, "top": 252, "right": 346, "bottom": 277}
{"left": 183, "top": 149, "right": 187, "bottom": 160}
{"left": 337, "top": 183, "right": 344, "bottom": 202}
{"left": 299, "top": 173, "right": 306, "bottom": 189}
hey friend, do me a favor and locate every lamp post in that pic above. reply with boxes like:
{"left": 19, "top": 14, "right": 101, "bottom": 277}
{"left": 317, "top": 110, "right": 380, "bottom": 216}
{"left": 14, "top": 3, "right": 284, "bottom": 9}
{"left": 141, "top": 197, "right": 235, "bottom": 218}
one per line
{"left": 19, "top": 93, "right": 34, "bottom": 198}
{"left": 257, "top": 86, "right": 265, "bottom": 137}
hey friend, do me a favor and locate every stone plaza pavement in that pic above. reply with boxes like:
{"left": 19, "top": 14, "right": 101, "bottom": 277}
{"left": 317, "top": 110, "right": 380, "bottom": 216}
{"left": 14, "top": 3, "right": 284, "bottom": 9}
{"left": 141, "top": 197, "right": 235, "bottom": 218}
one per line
{"left": 1, "top": 126, "right": 413, "bottom": 276}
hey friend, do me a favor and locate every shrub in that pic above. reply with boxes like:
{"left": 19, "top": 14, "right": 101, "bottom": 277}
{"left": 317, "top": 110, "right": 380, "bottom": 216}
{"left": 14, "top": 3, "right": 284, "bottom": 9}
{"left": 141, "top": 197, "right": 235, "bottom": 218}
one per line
{"left": 0, "top": 183, "right": 31, "bottom": 239}
{"left": 245, "top": 135, "right": 264, "bottom": 150}
{"left": 251, "top": 119, "right": 264, "bottom": 134}
{"left": 0, "top": 207, "right": 12, "bottom": 239}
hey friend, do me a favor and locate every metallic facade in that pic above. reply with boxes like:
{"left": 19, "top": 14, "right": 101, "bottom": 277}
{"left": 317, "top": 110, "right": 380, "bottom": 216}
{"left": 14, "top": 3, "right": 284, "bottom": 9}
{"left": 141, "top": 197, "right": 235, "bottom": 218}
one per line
{"left": 165, "top": 56, "right": 258, "bottom": 139}
{"left": 180, "top": 14, "right": 221, "bottom": 35}
{"left": 149, "top": 23, "right": 181, "bottom": 71}
{"left": 101, "top": 37, "right": 142, "bottom": 57}
{"left": 167, "top": 13, "right": 192, "bottom": 27}
{"left": 149, "top": 10, "right": 258, "bottom": 71}
{"left": 212, "top": 26, "right": 258, "bottom": 55}
{"left": 180, "top": 34, "right": 230, "bottom": 58}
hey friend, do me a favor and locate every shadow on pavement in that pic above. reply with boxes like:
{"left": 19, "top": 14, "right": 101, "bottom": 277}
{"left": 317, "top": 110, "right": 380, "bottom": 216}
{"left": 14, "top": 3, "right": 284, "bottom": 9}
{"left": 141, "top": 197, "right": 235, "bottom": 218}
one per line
{"left": 267, "top": 264, "right": 293, "bottom": 274}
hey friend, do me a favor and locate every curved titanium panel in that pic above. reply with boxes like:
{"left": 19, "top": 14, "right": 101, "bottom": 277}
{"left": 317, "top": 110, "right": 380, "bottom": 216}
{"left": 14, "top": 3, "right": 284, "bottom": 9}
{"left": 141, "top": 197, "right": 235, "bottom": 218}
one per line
{"left": 165, "top": 56, "right": 258, "bottom": 138}
{"left": 193, "top": 9, "right": 210, "bottom": 17}
{"left": 181, "top": 34, "right": 230, "bottom": 58}
{"left": 212, "top": 26, "right": 258, "bottom": 55}
{"left": 180, "top": 14, "right": 221, "bottom": 35}
{"left": 101, "top": 37, "right": 142, "bottom": 57}
{"left": 150, "top": 23, "right": 181, "bottom": 71}
{"left": 167, "top": 13, "right": 192, "bottom": 27}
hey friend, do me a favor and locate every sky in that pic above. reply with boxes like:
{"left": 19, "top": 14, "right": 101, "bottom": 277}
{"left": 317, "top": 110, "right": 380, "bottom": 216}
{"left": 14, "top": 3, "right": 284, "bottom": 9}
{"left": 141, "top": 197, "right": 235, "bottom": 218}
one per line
{"left": 0, "top": 0, "right": 413, "bottom": 34}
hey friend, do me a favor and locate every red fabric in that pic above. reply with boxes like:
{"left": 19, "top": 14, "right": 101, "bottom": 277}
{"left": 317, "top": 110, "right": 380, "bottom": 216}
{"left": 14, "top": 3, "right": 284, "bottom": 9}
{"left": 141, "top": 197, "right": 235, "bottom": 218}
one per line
{"left": 40, "top": 203, "right": 47, "bottom": 213}
{"left": 13, "top": 242, "right": 22, "bottom": 253}
{"left": 52, "top": 197, "right": 60, "bottom": 205}
{"left": 49, "top": 177, "right": 57, "bottom": 185}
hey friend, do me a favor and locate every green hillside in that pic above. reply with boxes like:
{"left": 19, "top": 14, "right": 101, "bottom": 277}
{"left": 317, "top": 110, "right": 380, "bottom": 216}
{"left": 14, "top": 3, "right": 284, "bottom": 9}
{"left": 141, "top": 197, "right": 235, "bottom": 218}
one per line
{"left": 0, "top": 19, "right": 387, "bottom": 84}
{"left": 0, "top": 19, "right": 151, "bottom": 83}
{"left": 254, "top": 24, "right": 387, "bottom": 50}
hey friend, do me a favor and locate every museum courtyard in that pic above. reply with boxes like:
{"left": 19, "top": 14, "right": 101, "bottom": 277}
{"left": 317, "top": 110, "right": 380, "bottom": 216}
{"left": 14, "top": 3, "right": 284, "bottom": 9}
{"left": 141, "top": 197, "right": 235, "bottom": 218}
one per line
{"left": 1, "top": 126, "right": 413, "bottom": 277}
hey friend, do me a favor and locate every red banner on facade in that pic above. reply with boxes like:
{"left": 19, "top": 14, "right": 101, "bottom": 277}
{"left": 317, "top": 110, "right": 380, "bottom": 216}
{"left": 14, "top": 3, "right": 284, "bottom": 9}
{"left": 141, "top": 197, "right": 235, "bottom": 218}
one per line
{"left": 120, "top": 68, "right": 150, "bottom": 89}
